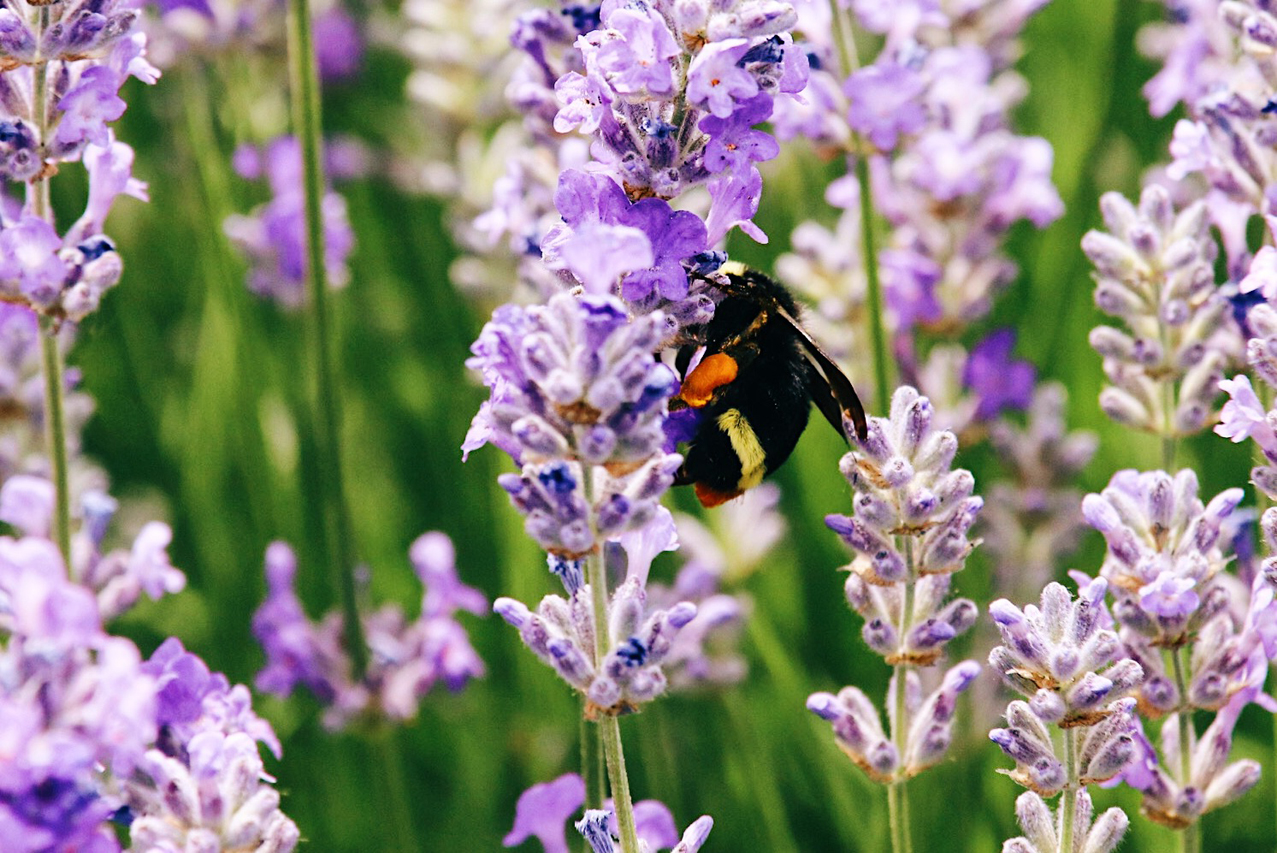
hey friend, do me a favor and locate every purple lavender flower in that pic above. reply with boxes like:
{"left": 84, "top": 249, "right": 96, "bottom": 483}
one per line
{"left": 1083, "top": 186, "right": 1238, "bottom": 436}
{"left": 224, "top": 135, "right": 355, "bottom": 308}
{"left": 253, "top": 533, "right": 486, "bottom": 729}
{"left": 125, "top": 640, "right": 299, "bottom": 851}
{"left": 314, "top": 6, "right": 364, "bottom": 81}
{"left": 845, "top": 59, "right": 927, "bottom": 152}
{"left": 576, "top": 804, "right": 713, "bottom": 853}
{"left": 0, "top": 536, "right": 158, "bottom": 851}
{"left": 505, "top": 773, "right": 587, "bottom": 853}
{"left": 961, "top": 328, "right": 1035, "bottom": 421}
{"left": 687, "top": 39, "right": 759, "bottom": 118}
{"left": 465, "top": 291, "right": 682, "bottom": 557}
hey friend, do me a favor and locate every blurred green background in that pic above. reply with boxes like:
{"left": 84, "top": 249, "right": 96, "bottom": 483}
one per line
{"left": 55, "top": 0, "right": 1277, "bottom": 849}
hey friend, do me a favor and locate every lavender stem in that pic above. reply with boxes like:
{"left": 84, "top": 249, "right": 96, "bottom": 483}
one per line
{"left": 1059, "top": 728, "right": 1078, "bottom": 853}
{"left": 890, "top": 536, "right": 915, "bottom": 853}
{"left": 285, "top": 0, "right": 367, "bottom": 677}
{"left": 586, "top": 544, "right": 639, "bottom": 853}
{"left": 27, "top": 8, "right": 71, "bottom": 571}
{"left": 1170, "top": 647, "right": 1199, "bottom": 853}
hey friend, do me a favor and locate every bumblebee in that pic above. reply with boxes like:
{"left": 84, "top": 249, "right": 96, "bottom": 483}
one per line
{"left": 671, "top": 263, "right": 869, "bottom": 508}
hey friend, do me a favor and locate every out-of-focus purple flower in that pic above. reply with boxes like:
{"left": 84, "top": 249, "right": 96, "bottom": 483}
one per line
{"left": 224, "top": 135, "right": 355, "bottom": 308}
{"left": 504, "top": 773, "right": 586, "bottom": 853}
{"left": 575, "top": 803, "right": 713, "bottom": 853}
{"left": 845, "top": 59, "right": 926, "bottom": 152}
{"left": 0, "top": 473, "right": 53, "bottom": 537}
{"left": 314, "top": 6, "right": 363, "bottom": 81}
{"left": 962, "top": 328, "right": 1035, "bottom": 421}
{"left": 253, "top": 533, "right": 485, "bottom": 730}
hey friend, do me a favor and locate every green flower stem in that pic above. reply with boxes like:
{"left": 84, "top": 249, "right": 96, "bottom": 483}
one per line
{"left": 27, "top": 7, "right": 71, "bottom": 571}
{"left": 585, "top": 545, "right": 640, "bottom": 853}
{"left": 1170, "top": 647, "right": 1199, "bottom": 853}
{"left": 38, "top": 314, "right": 72, "bottom": 569}
{"left": 1059, "top": 727, "right": 1078, "bottom": 853}
{"left": 285, "top": 0, "right": 367, "bottom": 678}
{"left": 857, "top": 151, "right": 892, "bottom": 410}
{"left": 889, "top": 537, "right": 915, "bottom": 853}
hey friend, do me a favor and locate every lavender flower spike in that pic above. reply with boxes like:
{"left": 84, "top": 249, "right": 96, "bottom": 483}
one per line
{"left": 1082, "top": 185, "right": 1237, "bottom": 436}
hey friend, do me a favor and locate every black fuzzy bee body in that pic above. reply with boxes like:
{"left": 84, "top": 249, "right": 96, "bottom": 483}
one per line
{"left": 671, "top": 265, "right": 868, "bottom": 507}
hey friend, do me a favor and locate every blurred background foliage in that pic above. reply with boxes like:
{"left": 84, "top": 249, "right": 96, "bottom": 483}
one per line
{"left": 51, "top": 0, "right": 1276, "bottom": 849}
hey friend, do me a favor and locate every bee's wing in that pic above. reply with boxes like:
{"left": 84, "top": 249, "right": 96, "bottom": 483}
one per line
{"left": 774, "top": 305, "right": 869, "bottom": 442}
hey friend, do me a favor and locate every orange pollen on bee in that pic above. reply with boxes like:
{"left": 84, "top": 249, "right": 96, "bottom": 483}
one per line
{"left": 678, "top": 352, "right": 738, "bottom": 407}
{"left": 694, "top": 482, "right": 743, "bottom": 508}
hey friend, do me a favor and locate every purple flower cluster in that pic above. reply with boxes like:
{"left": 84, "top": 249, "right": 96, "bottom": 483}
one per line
{"left": 0, "top": 475, "right": 186, "bottom": 619}
{"left": 252, "top": 532, "right": 487, "bottom": 730}
{"left": 1082, "top": 185, "right": 1238, "bottom": 436}
{"left": 504, "top": 772, "right": 712, "bottom": 853}
{"left": 0, "top": 536, "right": 297, "bottom": 851}
{"left": 1081, "top": 468, "right": 1275, "bottom": 827}
{"left": 465, "top": 292, "right": 682, "bottom": 556}
{"left": 124, "top": 638, "right": 299, "bottom": 852}
{"left": 988, "top": 579, "right": 1141, "bottom": 852}
{"left": 776, "top": 1, "right": 1061, "bottom": 345}
{"left": 224, "top": 135, "right": 356, "bottom": 308}
{"left": 810, "top": 386, "right": 981, "bottom": 781}
{"left": 0, "top": 0, "right": 158, "bottom": 321}
{"left": 1218, "top": 265, "right": 1277, "bottom": 497}
{"left": 494, "top": 508, "right": 698, "bottom": 714}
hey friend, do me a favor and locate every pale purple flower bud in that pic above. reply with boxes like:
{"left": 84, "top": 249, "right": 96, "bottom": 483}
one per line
{"left": 0, "top": 474, "right": 54, "bottom": 537}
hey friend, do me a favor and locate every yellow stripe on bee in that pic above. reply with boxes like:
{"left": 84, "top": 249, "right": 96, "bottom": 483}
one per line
{"left": 716, "top": 408, "right": 766, "bottom": 491}
{"left": 719, "top": 260, "right": 749, "bottom": 277}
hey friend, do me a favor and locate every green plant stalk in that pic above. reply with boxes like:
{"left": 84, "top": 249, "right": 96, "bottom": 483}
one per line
{"left": 38, "top": 314, "right": 72, "bottom": 569}
{"left": 1170, "top": 647, "right": 1199, "bottom": 853}
{"left": 1059, "top": 727, "right": 1078, "bottom": 853}
{"left": 888, "top": 537, "right": 915, "bottom": 853}
{"left": 285, "top": 0, "right": 367, "bottom": 678}
{"left": 586, "top": 544, "right": 640, "bottom": 853}
{"left": 856, "top": 152, "right": 892, "bottom": 410}
{"left": 27, "top": 8, "right": 72, "bottom": 571}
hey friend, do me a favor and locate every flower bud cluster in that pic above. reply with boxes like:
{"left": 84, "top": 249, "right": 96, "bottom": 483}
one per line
{"left": 1082, "top": 185, "right": 1238, "bottom": 436}
{"left": 123, "top": 638, "right": 300, "bottom": 852}
{"left": 824, "top": 387, "right": 981, "bottom": 659}
{"left": 988, "top": 581, "right": 1142, "bottom": 853}
{"left": 808, "top": 660, "right": 980, "bottom": 782}
{"left": 224, "top": 135, "right": 356, "bottom": 308}
{"left": 494, "top": 545, "right": 698, "bottom": 715}
{"left": 252, "top": 533, "right": 487, "bottom": 730}
{"left": 811, "top": 386, "right": 982, "bottom": 783}
{"left": 466, "top": 291, "right": 682, "bottom": 557}
{"left": 1122, "top": 680, "right": 1266, "bottom": 829}
{"left": 576, "top": 807, "right": 713, "bottom": 853}
{"left": 1001, "top": 790, "right": 1129, "bottom": 853}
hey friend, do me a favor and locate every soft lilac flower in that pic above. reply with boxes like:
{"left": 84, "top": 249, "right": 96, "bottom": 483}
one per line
{"left": 699, "top": 93, "right": 780, "bottom": 174}
{"left": 253, "top": 534, "right": 486, "bottom": 729}
{"left": 466, "top": 291, "right": 681, "bottom": 556}
{"left": 314, "top": 6, "right": 363, "bottom": 81}
{"left": 961, "top": 328, "right": 1035, "bottom": 421}
{"left": 845, "top": 60, "right": 926, "bottom": 152}
{"left": 1140, "top": 574, "right": 1201, "bottom": 620}
{"left": 687, "top": 39, "right": 759, "bottom": 118}
{"left": 1215, "top": 374, "right": 1276, "bottom": 451}
{"left": 0, "top": 474, "right": 54, "bottom": 537}
{"left": 1239, "top": 243, "right": 1277, "bottom": 302}
{"left": 618, "top": 200, "right": 709, "bottom": 305}
{"left": 594, "top": 6, "right": 680, "bottom": 97}
{"left": 1083, "top": 186, "right": 1236, "bottom": 436}
{"left": 224, "top": 135, "right": 355, "bottom": 307}
{"left": 0, "top": 216, "right": 70, "bottom": 308}
{"left": 53, "top": 67, "right": 126, "bottom": 150}
{"left": 554, "top": 71, "right": 613, "bottom": 135}
{"left": 504, "top": 773, "right": 586, "bottom": 853}
{"left": 575, "top": 804, "right": 712, "bottom": 853}
{"left": 704, "top": 167, "right": 766, "bottom": 244}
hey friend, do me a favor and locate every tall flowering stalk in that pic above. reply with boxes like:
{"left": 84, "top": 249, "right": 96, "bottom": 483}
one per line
{"left": 808, "top": 386, "right": 982, "bottom": 853}
{"left": 988, "top": 579, "right": 1142, "bottom": 853}
{"left": 0, "top": 0, "right": 159, "bottom": 565}
{"left": 468, "top": 292, "right": 701, "bottom": 852}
